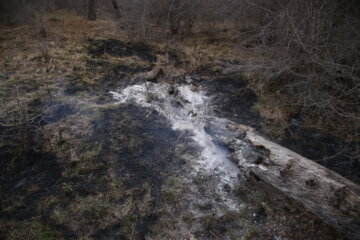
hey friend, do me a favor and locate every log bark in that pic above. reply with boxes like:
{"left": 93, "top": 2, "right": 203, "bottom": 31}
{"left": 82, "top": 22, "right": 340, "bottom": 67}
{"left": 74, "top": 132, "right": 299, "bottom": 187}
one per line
{"left": 87, "top": 0, "right": 96, "bottom": 21}
{"left": 206, "top": 119, "right": 360, "bottom": 240}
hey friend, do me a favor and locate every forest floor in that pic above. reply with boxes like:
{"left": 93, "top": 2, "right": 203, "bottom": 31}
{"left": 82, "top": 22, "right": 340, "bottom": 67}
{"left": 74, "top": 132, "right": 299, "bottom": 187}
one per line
{"left": 0, "top": 11, "right": 356, "bottom": 240}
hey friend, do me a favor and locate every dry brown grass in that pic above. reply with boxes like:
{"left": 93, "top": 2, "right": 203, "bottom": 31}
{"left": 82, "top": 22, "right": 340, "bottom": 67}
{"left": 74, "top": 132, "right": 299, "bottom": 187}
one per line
{"left": 0, "top": 10, "right": 124, "bottom": 121}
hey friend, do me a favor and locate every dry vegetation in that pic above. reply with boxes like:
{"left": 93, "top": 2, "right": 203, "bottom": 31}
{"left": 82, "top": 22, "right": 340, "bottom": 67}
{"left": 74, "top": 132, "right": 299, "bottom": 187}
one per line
{"left": 112, "top": 0, "right": 360, "bottom": 140}
{"left": 2, "top": 1, "right": 358, "bottom": 135}
{"left": 245, "top": 0, "right": 360, "bottom": 140}
{"left": 0, "top": 0, "right": 359, "bottom": 239}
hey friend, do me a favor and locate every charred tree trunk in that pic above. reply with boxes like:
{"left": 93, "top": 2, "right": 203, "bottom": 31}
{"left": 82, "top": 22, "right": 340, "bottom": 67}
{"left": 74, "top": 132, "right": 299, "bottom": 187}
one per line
{"left": 236, "top": 125, "right": 360, "bottom": 240}
{"left": 111, "top": 0, "right": 121, "bottom": 18}
{"left": 87, "top": 0, "right": 96, "bottom": 21}
{"left": 207, "top": 119, "right": 360, "bottom": 240}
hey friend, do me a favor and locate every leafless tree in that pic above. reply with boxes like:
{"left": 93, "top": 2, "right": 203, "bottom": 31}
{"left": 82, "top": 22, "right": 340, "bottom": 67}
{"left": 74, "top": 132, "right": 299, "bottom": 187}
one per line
{"left": 87, "top": 0, "right": 97, "bottom": 20}
{"left": 242, "top": 0, "right": 360, "bottom": 137}
{"left": 111, "top": 0, "right": 121, "bottom": 18}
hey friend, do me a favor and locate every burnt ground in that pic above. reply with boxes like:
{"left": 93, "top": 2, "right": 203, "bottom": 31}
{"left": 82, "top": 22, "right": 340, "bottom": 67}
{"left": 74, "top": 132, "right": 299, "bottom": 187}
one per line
{"left": 202, "top": 76, "right": 260, "bottom": 128}
{"left": 0, "top": 103, "right": 190, "bottom": 239}
{"left": 1, "top": 100, "right": 346, "bottom": 240}
{"left": 88, "top": 39, "right": 158, "bottom": 63}
{"left": 0, "top": 35, "right": 355, "bottom": 240}
{"left": 280, "top": 116, "right": 360, "bottom": 184}
{"left": 80, "top": 105, "right": 190, "bottom": 239}
{"left": 198, "top": 75, "right": 360, "bottom": 185}
{"left": 64, "top": 38, "right": 159, "bottom": 98}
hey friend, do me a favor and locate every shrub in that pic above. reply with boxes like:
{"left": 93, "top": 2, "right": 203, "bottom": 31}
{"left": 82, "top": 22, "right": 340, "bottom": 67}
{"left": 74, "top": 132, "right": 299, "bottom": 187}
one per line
{"left": 247, "top": 0, "right": 360, "bottom": 138}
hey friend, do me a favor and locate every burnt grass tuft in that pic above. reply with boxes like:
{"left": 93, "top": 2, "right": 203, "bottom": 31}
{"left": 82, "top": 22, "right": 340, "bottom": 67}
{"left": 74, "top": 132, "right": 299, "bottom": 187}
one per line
{"left": 88, "top": 39, "right": 158, "bottom": 63}
{"left": 0, "top": 102, "right": 188, "bottom": 239}
{"left": 0, "top": 129, "right": 64, "bottom": 239}
{"left": 64, "top": 104, "right": 188, "bottom": 239}
{"left": 64, "top": 39, "right": 155, "bottom": 97}
{"left": 203, "top": 76, "right": 260, "bottom": 128}
{"left": 28, "top": 99, "right": 75, "bottom": 127}
{"left": 0, "top": 98, "right": 77, "bottom": 239}
{"left": 280, "top": 115, "right": 360, "bottom": 184}
{"left": 92, "top": 104, "right": 186, "bottom": 204}
{"left": 99, "top": 64, "right": 151, "bottom": 91}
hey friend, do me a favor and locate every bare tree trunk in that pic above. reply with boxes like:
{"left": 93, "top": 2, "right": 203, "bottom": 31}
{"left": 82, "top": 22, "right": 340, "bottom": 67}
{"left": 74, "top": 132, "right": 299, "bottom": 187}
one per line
{"left": 87, "top": 0, "right": 96, "bottom": 21}
{"left": 111, "top": 0, "right": 121, "bottom": 18}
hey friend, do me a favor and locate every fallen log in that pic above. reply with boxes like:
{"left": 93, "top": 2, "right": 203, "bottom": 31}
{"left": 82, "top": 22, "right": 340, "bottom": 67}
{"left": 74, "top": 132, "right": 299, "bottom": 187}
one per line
{"left": 206, "top": 119, "right": 360, "bottom": 240}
